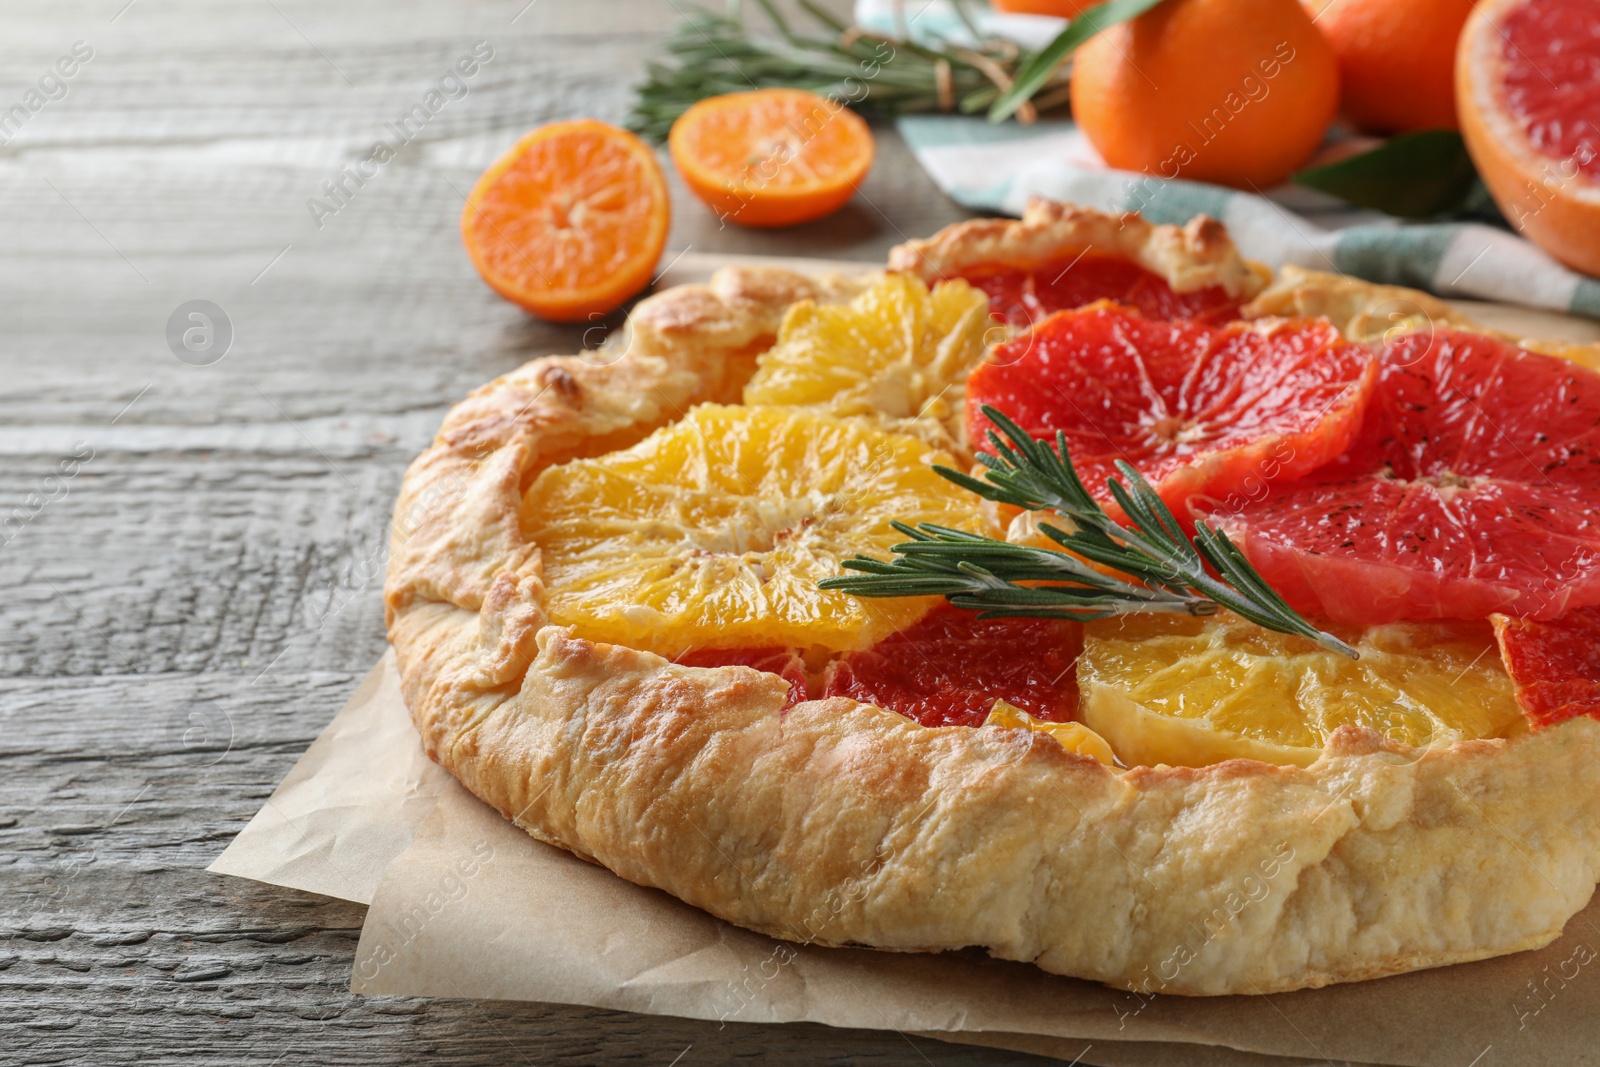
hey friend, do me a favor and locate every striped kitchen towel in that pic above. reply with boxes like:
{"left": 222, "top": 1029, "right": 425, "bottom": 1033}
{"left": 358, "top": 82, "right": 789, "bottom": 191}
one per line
{"left": 856, "top": 1, "right": 1600, "bottom": 319}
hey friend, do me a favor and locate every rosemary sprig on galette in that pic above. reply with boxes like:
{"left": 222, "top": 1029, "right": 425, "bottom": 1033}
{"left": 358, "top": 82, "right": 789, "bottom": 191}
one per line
{"left": 820, "top": 406, "right": 1359, "bottom": 659}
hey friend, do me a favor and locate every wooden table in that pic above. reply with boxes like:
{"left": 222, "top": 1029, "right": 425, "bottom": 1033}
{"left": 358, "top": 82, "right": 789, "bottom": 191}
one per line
{"left": 0, "top": 2, "right": 1084, "bottom": 1062}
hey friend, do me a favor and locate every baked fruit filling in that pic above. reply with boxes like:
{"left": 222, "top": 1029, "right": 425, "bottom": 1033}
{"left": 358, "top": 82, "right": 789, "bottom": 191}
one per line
{"left": 1204, "top": 327, "right": 1600, "bottom": 624}
{"left": 958, "top": 251, "right": 1247, "bottom": 329}
{"left": 743, "top": 273, "right": 990, "bottom": 441}
{"left": 523, "top": 216, "right": 1600, "bottom": 772}
{"left": 1079, "top": 614, "right": 1524, "bottom": 768}
{"left": 521, "top": 403, "right": 993, "bottom": 657}
{"left": 822, "top": 607, "right": 1079, "bottom": 728}
{"left": 965, "top": 303, "right": 1376, "bottom": 517}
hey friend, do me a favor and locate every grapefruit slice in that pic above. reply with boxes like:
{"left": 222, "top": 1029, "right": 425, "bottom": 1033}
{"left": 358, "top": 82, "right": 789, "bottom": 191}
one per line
{"left": 1458, "top": 0, "right": 1600, "bottom": 277}
{"left": 964, "top": 303, "right": 1377, "bottom": 515}
{"left": 1208, "top": 329, "right": 1600, "bottom": 625}
{"left": 821, "top": 607, "right": 1081, "bottom": 729}
{"left": 960, "top": 253, "right": 1247, "bottom": 330}
{"left": 1492, "top": 607, "right": 1600, "bottom": 729}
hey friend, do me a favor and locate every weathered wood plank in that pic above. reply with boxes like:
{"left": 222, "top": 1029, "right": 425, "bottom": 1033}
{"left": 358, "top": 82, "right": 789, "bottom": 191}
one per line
{"left": 0, "top": 671, "right": 1044, "bottom": 1065}
{"left": 0, "top": 0, "right": 1033, "bottom": 1063}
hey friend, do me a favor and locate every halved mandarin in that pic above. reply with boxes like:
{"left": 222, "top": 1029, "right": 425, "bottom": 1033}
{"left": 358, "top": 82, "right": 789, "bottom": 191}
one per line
{"left": 965, "top": 303, "right": 1377, "bottom": 517}
{"left": 1079, "top": 613, "right": 1524, "bottom": 768}
{"left": 462, "top": 119, "right": 669, "bottom": 322}
{"left": 669, "top": 88, "right": 874, "bottom": 228}
{"left": 523, "top": 405, "right": 995, "bottom": 657}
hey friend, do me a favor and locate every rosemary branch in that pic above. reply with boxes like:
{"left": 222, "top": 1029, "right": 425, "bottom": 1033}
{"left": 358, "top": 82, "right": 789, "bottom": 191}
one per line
{"left": 628, "top": 0, "right": 1074, "bottom": 141}
{"left": 819, "top": 406, "right": 1360, "bottom": 659}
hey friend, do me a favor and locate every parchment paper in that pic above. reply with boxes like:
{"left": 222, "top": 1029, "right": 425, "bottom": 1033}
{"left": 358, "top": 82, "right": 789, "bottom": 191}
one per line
{"left": 337, "top": 656, "right": 1600, "bottom": 1066}
{"left": 212, "top": 259, "right": 1600, "bottom": 1066}
{"left": 208, "top": 650, "right": 465, "bottom": 905}
{"left": 208, "top": 610, "right": 1600, "bottom": 1067}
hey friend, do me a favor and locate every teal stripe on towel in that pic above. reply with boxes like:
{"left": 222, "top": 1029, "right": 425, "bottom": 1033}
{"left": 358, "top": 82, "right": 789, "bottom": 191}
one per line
{"left": 1333, "top": 225, "right": 1461, "bottom": 291}
{"left": 1116, "top": 178, "right": 1234, "bottom": 228}
{"left": 1570, "top": 279, "right": 1600, "bottom": 321}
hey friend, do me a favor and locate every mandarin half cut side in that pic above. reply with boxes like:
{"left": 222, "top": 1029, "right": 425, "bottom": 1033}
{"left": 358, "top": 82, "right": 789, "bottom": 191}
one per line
{"left": 462, "top": 119, "right": 670, "bottom": 322}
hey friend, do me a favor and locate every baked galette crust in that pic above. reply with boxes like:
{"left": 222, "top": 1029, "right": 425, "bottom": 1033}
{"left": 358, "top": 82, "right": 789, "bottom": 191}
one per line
{"left": 889, "top": 197, "right": 1272, "bottom": 301}
{"left": 385, "top": 223, "right": 1600, "bottom": 996}
{"left": 1247, "top": 264, "right": 1600, "bottom": 367}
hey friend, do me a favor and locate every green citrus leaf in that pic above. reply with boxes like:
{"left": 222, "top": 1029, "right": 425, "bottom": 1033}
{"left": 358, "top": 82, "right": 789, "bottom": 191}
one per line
{"left": 987, "top": 0, "right": 1170, "bottom": 123}
{"left": 1293, "top": 130, "right": 1482, "bottom": 219}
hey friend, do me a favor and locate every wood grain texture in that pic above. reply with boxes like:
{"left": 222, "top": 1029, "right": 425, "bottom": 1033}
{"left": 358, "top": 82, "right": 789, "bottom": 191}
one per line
{"left": 0, "top": 1, "right": 1068, "bottom": 1064}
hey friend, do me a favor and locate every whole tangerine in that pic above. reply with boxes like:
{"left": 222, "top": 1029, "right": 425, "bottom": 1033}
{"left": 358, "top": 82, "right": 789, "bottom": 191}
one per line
{"left": 1069, "top": 0, "right": 1340, "bottom": 190}
{"left": 991, "top": 0, "right": 1100, "bottom": 15}
{"left": 1304, "top": 0, "right": 1475, "bottom": 134}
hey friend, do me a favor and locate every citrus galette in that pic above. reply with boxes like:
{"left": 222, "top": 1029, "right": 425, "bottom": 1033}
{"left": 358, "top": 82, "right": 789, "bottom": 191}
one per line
{"left": 386, "top": 199, "right": 1600, "bottom": 996}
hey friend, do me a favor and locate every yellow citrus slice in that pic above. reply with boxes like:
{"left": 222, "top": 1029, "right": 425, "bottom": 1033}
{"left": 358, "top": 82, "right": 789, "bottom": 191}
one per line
{"left": 743, "top": 273, "right": 992, "bottom": 434}
{"left": 523, "top": 404, "right": 996, "bottom": 656}
{"left": 1078, "top": 613, "right": 1524, "bottom": 768}
{"left": 984, "top": 700, "right": 1116, "bottom": 765}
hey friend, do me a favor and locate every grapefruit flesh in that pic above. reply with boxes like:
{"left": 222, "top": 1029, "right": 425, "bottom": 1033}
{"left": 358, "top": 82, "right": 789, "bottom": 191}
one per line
{"left": 1457, "top": 0, "right": 1600, "bottom": 277}
{"left": 822, "top": 608, "right": 1081, "bottom": 728}
{"left": 1495, "top": 0, "right": 1600, "bottom": 180}
{"left": 959, "top": 253, "right": 1245, "bottom": 330}
{"left": 964, "top": 303, "right": 1377, "bottom": 515}
{"left": 1208, "top": 329, "right": 1600, "bottom": 625}
{"left": 1493, "top": 606, "right": 1600, "bottom": 729}
{"left": 676, "top": 648, "right": 808, "bottom": 709}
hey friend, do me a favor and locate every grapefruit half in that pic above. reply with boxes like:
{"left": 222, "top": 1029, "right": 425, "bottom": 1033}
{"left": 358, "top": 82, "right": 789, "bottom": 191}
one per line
{"left": 1458, "top": 0, "right": 1600, "bottom": 277}
{"left": 964, "top": 303, "right": 1377, "bottom": 516}
{"left": 1208, "top": 329, "right": 1600, "bottom": 625}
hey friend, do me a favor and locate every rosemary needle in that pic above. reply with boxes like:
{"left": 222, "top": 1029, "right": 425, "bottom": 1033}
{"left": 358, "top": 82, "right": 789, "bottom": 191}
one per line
{"left": 628, "top": 0, "right": 1168, "bottom": 140}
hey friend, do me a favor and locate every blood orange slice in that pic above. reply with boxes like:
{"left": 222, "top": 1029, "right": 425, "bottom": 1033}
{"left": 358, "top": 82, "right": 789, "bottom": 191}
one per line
{"left": 1458, "top": 0, "right": 1600, "bottom": 277}
{"left": 1492, "top": 606, "right": 1600, "bottom": 729}
{"left": 1208, "top": 329, "right": 1600, "bottom": 625}
{"left": 965, "top": 303, "right": 1377, "bottom": 515}
{"left": 821, "top": 607, "right": 1080, "bottom": 729}
{"left": 960, "top": 254, "right": 1246, "bottom": 330}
